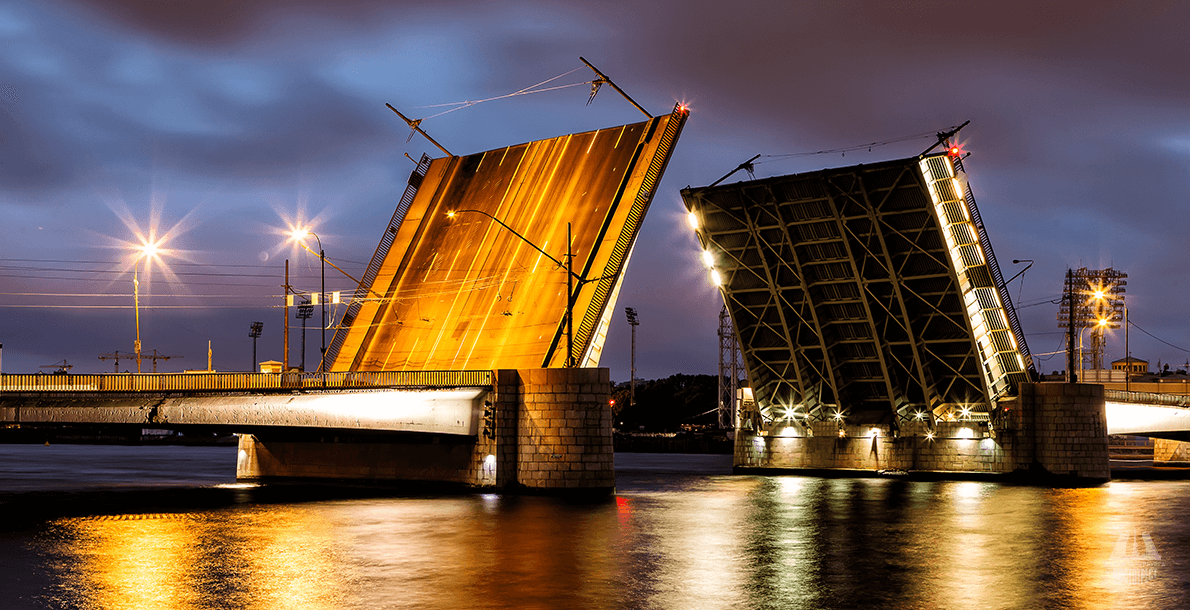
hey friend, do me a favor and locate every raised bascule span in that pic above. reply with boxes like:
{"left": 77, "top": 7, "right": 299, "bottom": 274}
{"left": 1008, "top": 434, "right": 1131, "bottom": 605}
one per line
{"left": 328, "top": 104, "right": 688, "bottom": 372}
{"left": 0, "top": 100, "right": 689, "bottom": 494}
{"left": 683, "top": 148, "right": 1189, "bottom": 481}
{"left": 683, "top": 151, "right": 1033, "bottom": 428}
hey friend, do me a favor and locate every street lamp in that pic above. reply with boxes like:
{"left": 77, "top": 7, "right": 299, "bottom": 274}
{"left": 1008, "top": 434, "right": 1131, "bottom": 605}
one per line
{"left": 1079, "top": 318, "right": 1109, "bottom": 382}
{"left": 446, "top": 209, "right": 612, "bottom": 367}
{"left": 132, "top": 241, "right": 160, "bottom": 374}
{"left": 289, "top": 228, "right": 389, "bottom": 372}
{"left": 290, "top": 229, "right": 326, "bottom": 372}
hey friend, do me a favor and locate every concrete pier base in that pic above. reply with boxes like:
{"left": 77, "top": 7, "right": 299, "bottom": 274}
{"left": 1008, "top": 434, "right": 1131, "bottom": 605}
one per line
{"left": 735, "top": 382, "right": 1111, "bottom": 484}
{"left": 236, "top": 368, "right": 614, "bottom": 495}
{"left": 1154, "top": 438, "right": 1190, "bottom": 465}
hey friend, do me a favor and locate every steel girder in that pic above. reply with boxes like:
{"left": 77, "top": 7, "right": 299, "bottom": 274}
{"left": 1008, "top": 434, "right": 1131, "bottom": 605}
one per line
{"left": 683, "top": 155, "right": 1024, "bottom": 426}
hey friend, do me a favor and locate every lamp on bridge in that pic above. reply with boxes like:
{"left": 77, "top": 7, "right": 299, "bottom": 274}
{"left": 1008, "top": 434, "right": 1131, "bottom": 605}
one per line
{"left": 288, "top": 228, "right": 386, "bottom": 372}
{"left": 290, "top": 229, "right": 326, "bottom": 372}
{"left": 447, "top": 209, "right": 609, "bottom": 368}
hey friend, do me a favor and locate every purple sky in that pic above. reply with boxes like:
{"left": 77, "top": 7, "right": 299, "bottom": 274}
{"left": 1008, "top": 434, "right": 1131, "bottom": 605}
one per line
{"left": 3, "top": 1, "right": 1189, "bottom": 380}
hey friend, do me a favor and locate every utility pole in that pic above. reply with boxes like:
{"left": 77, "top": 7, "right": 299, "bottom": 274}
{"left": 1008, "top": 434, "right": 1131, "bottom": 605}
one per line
{"left": 565, "top": 223, "right": 575, "bottom": 367}
{"left": 624, "top": 307, "right": 639, "bottom": 407}
{"left": 249, "top": 321, "right": 263, "bottom": 372}
{"left": 320, "top": 247, "right": 326, "bottom": 374}
{"left": 283, "top": 260, "right": 291, "bottom": 371}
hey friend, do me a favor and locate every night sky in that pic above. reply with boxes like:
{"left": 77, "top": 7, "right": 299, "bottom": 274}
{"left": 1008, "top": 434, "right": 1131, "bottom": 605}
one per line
{"left": 3, "top": 1, "right": 1189, "bottom": 381}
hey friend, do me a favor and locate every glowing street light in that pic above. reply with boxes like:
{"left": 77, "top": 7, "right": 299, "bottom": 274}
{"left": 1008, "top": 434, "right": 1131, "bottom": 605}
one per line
{"left": 290, "top": 229, "right": 326, "bottom": 372}
{"left": 1078, "top": 317, "right": 1111, "bottom": 381}
{"left": 288, "top": 227, "right": 387, "bottom": 372}
{"left": 132, "top": 239, "right": 163, "bottom": 374}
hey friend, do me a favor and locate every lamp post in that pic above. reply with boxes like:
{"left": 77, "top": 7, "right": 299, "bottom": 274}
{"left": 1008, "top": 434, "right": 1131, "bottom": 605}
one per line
{"left": 446, "top": 209, "right": 606, "bottom": 367}
{"left": 291, "top": 230, "right": 326, "bottom": 372}
{"left": 1079, "top": 318, "right": 1109, "bottom": 382}
{"left": 290, "top": 229, "right": 388, "bottom": 373}
{"left": 132, "top": 242, "right": 159, "bottom": 374}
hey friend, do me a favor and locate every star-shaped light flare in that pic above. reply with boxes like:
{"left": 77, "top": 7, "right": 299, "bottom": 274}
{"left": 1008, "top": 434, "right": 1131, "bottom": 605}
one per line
{"left": 97, "top": 193, "right": 198, "bottom": 292}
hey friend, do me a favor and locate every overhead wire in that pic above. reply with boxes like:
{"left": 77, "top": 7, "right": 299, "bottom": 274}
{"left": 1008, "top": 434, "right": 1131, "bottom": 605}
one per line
{"left": 1129, "top": 319, "right": 1190, "bottom": 354}
{"left": 413, "top": 67, "right": 591, "bottom": 120}
{"left": 756, "top": 127, "right": 952, "bottom": 164}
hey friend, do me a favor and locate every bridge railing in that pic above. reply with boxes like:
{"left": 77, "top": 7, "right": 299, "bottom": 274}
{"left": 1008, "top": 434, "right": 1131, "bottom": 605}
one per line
{"left": 1105, "top": 389, "right": 1190, "bottom": 408}
{"left": 0, "top": 370, "right": 492, "bottom": 393}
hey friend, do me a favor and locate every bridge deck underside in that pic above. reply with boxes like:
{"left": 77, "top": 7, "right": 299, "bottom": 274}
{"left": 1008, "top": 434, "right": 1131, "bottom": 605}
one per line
{"left": 1106, "top": 400, "right": 1190, "bottom": 441}
{"left": 683, "top": 156, "right": 1025, "bottom": 426}
{"left": 0, "top": 388, "right": 487, "bottom": 436}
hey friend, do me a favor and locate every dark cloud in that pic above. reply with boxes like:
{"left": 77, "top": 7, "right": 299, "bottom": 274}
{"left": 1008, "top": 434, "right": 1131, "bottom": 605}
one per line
{"left": 3, "top": 0, "right": 1189, "bottom": 380}
{"left": 53, "top": 0, "right": 409, "bottom": 48}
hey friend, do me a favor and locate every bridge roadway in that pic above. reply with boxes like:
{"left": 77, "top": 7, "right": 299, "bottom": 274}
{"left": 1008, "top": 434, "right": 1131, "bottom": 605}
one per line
{"left": 2, "top": 375, "right": 1190, "bottom": 441}
{"left": 0, "top": 371, "right": 492, "bottom": 436}
{"left": 1105, "top": 389, "right": 1190, "bottom": 441}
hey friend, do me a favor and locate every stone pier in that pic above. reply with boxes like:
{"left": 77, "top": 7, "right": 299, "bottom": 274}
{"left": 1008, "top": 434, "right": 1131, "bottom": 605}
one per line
{"left": 236, "top": 367, "right": 614, "bottom": 495}
{"left": 735, "top": 382, "right": 1111, "bottom": 483}
{"left": 1154, "top": 438, "right": 1190, "bottom": 464}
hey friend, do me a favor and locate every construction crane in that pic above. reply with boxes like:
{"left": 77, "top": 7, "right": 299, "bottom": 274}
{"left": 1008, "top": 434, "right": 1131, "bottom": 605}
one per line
{"left": 98, "top": 351, "right": 134, "bottom": 373}
{"left": 39, "top": 360, "right": 73, "bottom": 374}
{"left": 98, "top": 349, "right": 182, "bottom": 373}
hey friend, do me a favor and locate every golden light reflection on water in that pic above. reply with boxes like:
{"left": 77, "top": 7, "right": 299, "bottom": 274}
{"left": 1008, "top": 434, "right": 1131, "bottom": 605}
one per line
{"left": 52, "top": 507, "right": 353, "bottom": 610}
{"left": 29, "top": 477, "right": 1190, "bottom": 609}
{"left": 627, "top": 480, "right": 760, "bottom": 608}
{"left": 237, "top": 506, "right": 354, "bottom": 609}
{"left": 62, "top": 514, "right": 199, "bottom": 610}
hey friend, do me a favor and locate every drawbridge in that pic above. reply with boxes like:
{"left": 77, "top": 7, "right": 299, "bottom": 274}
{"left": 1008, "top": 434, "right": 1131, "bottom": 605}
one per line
{"left": 327, "top": 104, "right": 687, "bottom": 372}
{"left": 682, "top": 149, "right": 1033, "bottom": 428}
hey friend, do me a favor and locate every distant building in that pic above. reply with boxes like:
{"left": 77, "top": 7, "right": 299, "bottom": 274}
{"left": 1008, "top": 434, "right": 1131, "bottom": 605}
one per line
{"left": 1112, "top": 357, "right": 1149, "bottom": 374}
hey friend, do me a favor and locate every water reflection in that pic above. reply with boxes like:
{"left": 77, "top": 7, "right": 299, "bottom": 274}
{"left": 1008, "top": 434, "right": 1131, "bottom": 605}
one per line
{"left": 19, "top": 475, "right": 1190, "bottom": 609}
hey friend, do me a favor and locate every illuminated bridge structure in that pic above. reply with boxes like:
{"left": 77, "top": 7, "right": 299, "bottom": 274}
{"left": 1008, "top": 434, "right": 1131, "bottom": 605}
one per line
{"left": 329, "top": 104, "right": 688, "bottom": 372}
{"left": 1105, "top": 390, "right": 1190, "bottom": 442}
{"left": 0, "top": 104, "right": 689, "bottom": 493}
{"left": 0, "top": 371, "right": 493, "bottom": 437}
{"left": 683, "top": 151, "right": 1190, "bottom": 479}
{"left": 682, "top": 151, "right": 1033, "bottom": 430}
{"left": 0, "top": 368, "right": 617, "bottom": 492}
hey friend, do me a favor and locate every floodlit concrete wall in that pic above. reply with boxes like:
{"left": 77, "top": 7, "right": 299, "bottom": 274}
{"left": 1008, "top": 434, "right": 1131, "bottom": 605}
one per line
{"left": 512, "top": 368, "right": 614, "bottom": 491}
{"left": 1154, "top": 439, "right": 1190, "bottom": 464}
{"left": 735, "top": 421, "right": 1021, "bottom": 474}
{"left": 735, "top": 383, "right": 1110, "bottom": 483}
{"left": 236, "top": 368, "right": 613, "bottom": 494}
{"left": 1015, "top": 382, "right": 1111, "bottom": 480}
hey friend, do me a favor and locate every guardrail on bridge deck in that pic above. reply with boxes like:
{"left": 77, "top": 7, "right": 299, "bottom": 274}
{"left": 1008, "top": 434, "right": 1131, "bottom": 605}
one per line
{"left": 0, "top": 370, "right": 493, "bottom": 393}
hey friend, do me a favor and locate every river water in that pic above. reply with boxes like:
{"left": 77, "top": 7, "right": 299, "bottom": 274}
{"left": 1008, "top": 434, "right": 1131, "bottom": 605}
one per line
{"left": 1, "top": 445, "right": 1188, "bottom": 609}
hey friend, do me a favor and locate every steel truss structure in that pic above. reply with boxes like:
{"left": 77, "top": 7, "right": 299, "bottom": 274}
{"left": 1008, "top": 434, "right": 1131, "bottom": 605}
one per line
{"left": 1057, "top": 267, "right": 1126, "bottom": 372}
{"left": 718, "top": 306, "right": 741, "bottom": 429}
{"left": 682, "top": 152, "right": 1033, "bottom": 428}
